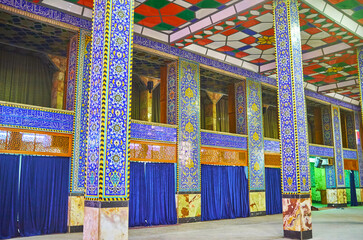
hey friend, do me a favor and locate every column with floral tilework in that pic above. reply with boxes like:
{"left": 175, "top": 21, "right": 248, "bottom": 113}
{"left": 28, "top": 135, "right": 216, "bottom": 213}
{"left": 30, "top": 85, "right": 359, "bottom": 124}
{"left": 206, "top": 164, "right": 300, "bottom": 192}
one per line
{"left": 83, "top": 1, "right": 134, "bottom": 239}
{"left": 357, "top": 48, "right": 363, "bottom": 204}
{"left": 273, "top": 0, "right": 312, "bottom": 238}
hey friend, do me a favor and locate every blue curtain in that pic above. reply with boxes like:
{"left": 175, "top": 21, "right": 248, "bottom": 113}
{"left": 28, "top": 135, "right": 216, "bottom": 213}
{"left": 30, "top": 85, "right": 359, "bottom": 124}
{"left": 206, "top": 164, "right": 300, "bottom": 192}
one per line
{"left": 350, "top": 171, "right": 358, "bottom": 206}
{"left": 202, "top": 165, "right": 249, "bottom": 221}
{"left": 129, "top": 162, "right": 177, "bottom": 227}
{"left": 18, "top": 156, "right": 69, "bottom": 237}
{"left": 0, "top": 154, "right": 20, "bottom": 239}
{"left": 265, "top": 168, "right": 282, "bottom": 215}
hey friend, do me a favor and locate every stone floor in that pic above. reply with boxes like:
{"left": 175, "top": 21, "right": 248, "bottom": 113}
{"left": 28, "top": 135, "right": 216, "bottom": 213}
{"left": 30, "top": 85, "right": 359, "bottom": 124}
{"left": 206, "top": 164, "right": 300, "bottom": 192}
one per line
{"left": 13, "top": 207, "right": 363, "bottom": 240}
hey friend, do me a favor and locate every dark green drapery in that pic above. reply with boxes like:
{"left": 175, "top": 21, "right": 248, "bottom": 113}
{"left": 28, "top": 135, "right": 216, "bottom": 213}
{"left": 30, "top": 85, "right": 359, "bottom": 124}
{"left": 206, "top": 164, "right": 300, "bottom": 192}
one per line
{"left": 263, "top": 106, "right": 279, "bottom": 139}
{"left": 0, "top": 46, "right": 55, "bottom": 107}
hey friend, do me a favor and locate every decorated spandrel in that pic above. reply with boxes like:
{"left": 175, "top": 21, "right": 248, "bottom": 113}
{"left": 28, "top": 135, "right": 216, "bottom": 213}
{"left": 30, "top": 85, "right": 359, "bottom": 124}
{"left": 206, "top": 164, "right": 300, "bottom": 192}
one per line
{"left": 247, "top": 78, "right": 264, "bottom": 190}
{"left": 70, "top": 30, "right": 92, "bottom": 193}
{"left": 273, "top": 0, "right": 310, "bottom": 194}
{"left": 331, "top": 105, "right": 345, "bottom": 188}
{"left": 235, "top": 81, "right": 247, "bottom": 135}
{"left": 167, "top": 62, "right": 178, "bottom": 125}
{"left": 85, "top": 0, "right": 134, "bottom": 200}
{"left": 177, "top": 58, "right": 200, "bottom": 192}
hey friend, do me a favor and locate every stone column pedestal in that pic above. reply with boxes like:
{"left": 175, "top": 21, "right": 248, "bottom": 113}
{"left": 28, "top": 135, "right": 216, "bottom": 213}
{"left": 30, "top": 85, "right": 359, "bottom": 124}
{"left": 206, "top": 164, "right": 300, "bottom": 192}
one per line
{"left": 176, "top": 193, "right": 201, "bottom": 223}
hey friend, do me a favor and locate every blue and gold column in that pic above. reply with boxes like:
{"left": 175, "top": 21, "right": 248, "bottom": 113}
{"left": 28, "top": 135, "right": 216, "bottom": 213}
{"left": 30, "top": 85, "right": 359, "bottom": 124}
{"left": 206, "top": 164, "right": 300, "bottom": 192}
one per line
{"left": 176, "top": 58, "right": 201, "bottom": 223}
{"left": 273, "top": 0, "right": 311, "bottom": 238}
{"left": 353, "top": 112, "right": 363, "bottom": 204}
{"left": 68, "top": 30, "right": 92, "bottom": 233}
{"left": 84, "top": 1, "right": 134, "bottom": 239}
{"left": 330, "top": 105, "right": 347, "bottom": 207}
{"left": 357, "top": 48, "right": 363, "bottom": 203}
{"left": 246, "top": 78, "right": 265, "bottom": 216}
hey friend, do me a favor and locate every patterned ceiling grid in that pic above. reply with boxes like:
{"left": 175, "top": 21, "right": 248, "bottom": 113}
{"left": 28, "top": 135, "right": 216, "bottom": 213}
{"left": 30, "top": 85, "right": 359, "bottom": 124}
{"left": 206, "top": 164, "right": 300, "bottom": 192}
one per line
{"left": 326, "top": 0, "right": 363, "bottom": 24}
{"left": 133, "top": 0, "right": 236, "bottom": 33}
{"left": 0, "top": 11, "right": 76, "bottom": 56}
{"left": 200, "top": 68, "right": 240, "bottom": 94}
{"left": 132, "top": 50, "right": 170, "bottom": 79}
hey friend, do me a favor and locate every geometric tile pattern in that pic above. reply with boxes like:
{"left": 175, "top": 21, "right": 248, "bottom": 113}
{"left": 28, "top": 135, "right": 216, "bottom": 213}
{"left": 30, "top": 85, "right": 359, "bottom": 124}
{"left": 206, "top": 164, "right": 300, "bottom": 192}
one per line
{"left": 309, "top": 145, "right": 334, "bottom": 158}
{"left": 331, "top": 105, "right": 345, "bottom": 188}
{"left": 0, "top": 11, "right": 76, "bottom": 57}
{"left": 178, "top": 58, "right": 200, "bottom": 192}
{"left": 345, "top": 112, "right": 356, "bottom": 149}
{"left": 247, "top": 78, "right": 264, "bottom": 191}
{"left": 134, "top": 0, "right": 235, "bottom": 33}
{"left": 0, "top": 102, "right": 74, "bottom": 133}
{"left": 354, "top": 112, "right": 363, "bottom": 187}
{"left": 200, "top": 68, "right": 240, "bottom": 94}
{"left": 64, "top": 0, "right": 93, "bottom": 8}
{"left": 133, "top": 50, "right": 168, "bottom": 78}
{"left": 85, "top": 0, "right": 133, "bottom": 200}
{"left": 326, "top": 0, "right": 363, "bottom": 25}
{"left": 274, "top": 0, "right": 310, "bottom": 194}
{"left": 303, "top": 50, "right": 358, "bottom": 86}
{"left": 201, "top": 130, "right": 247, "bottom": 150}
{"left": 71, "top": 30, "right": 92, "bottom": 193}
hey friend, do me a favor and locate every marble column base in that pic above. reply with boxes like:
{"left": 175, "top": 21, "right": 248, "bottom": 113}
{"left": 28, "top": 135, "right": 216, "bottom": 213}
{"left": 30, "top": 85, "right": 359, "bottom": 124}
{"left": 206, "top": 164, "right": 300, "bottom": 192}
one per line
{"left": 68, "top": 194, "right": 85, "bottom": 232}
{"left": 83, "top": 200, "right": 128, "bottom": 240}
{"left": 326, "top": 189, "right": 347, "bottom": 207}
{"left": 356, "top": 188, "right": 362, "bottom": 203}
{"left": 249, "top": 191, "right": 266, "bottom": 216}
{"left": 282, "top": 194, "right": 312, "bottom": 240}
{"left": 176, "top": 193, "right": 201, "bottom": 223}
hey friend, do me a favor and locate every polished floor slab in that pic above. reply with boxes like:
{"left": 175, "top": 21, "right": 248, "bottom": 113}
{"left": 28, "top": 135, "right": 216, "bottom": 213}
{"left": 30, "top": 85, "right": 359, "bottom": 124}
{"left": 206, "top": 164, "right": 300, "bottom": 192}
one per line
{"left": 13, "top": 207, "right": 363, "bottom": 240}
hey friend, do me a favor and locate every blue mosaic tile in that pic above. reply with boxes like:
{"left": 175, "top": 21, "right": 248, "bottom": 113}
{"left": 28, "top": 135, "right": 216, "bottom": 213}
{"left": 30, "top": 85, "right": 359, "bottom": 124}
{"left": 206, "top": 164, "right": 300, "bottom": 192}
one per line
{"left": 325, "top": 165, "right": 336, "bottom": 189}
{"left": 131, "top": 122, "right": 177, "bottom": 143}
{"left": 2, "top": 0, "right": 92, "bottom": 30}
{"left": 264, "top": 139, "right": 280, "bottom": 153}
{"left": 201, "top": 131, "right": 247, "bottom": 150}
{"left": 0, "top": 103, "right": 73, "bottom": 133}
{"left": 332, "top": 105, "right": 345, "bottom": 187}
{"left": 309, "top": 145, "right": 334, "bottom": 158}
{"left": 343, "top": 149, "right": 357, "bottom": 160}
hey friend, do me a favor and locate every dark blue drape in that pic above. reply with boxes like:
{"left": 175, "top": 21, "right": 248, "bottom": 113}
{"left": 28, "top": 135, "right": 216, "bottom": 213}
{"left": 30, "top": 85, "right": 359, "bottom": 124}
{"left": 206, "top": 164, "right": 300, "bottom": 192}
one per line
{"left": 265, "top": 168, "right": 282, "bottom": 215}
{"left": 129, "top": 162, "right": 177, "bottom": 227}
{"left": 18, "top": 156, "right": 69, "bottom": 237}
{"left": 202, "top": 165, "right": 249, "bottom": 221}
{"left": 350, "top": 171, "right": 358, "bottom": 206}
{"left": 0, "top": 154, "right": 20, "bottom": 239}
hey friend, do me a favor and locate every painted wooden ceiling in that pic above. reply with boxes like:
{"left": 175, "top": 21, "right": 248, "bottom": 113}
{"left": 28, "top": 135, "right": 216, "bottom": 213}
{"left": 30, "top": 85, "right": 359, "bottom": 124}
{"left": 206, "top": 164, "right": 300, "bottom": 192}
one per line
{"left": 23, "top": 0, "right": 363, "bottom": 104}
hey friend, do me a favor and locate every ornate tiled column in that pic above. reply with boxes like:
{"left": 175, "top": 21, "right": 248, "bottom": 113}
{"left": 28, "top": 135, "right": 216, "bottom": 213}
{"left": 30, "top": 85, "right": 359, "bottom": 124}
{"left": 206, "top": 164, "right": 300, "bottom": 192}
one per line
{"left": 345, "top": 112, "right": 356, "bottom": 149}
{"left": 327, "top": 105, "right": 347, "bottom": 208}
{"left": 246, "top": 78, "right": 265, "bottom": 216}
{"left": 235, "top": 81, "right": 247, "bottom": 135}
{"left": 65, "top": 34, "right": 79, "bottom": 111}
{"left": 176, "top": 58, "right": 201, "bottom": 223}
{"left": 357, "top": 48, "right": 363, "bottom": 204}
{"left": 273, "top": 0, "right": 312, "bottom": 238}
{"left": 83, "top": 1, "right": 133, "bottom": 239}
{"left": 68, "top": 30, "right": 92, "bottom": 233}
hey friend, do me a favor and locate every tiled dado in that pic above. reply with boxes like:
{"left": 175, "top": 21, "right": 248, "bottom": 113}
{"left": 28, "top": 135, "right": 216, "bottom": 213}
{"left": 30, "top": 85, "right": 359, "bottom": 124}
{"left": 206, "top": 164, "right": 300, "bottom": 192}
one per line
{"left": 327, "top": 189, "right": 347, "bottom": 207}
{"left": 249, "top": 191, "right": 266, "bottom": 216}
{"left": 83, "top": 201, "right": 128, "bottom": 240}
{"left": 282, "top": 196, "right": 312, "bottom": 239}
{"left": 68, "top": 195, "right": 84, "bottom": 232}
{"left": 177, "top": 194, "right": 201, "bottom": 223}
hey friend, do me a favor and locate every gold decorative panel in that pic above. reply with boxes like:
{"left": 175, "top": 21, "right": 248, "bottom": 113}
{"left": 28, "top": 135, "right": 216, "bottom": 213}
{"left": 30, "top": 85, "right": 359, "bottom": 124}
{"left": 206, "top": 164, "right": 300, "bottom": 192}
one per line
{"left": 201, "top": 147, "right": 247, "bottom": 166}
{"left": 0, "top": 128, "right": 72, "bottom": 156}
{"left": 130, "top": 140, "right": 176, "bottom": 163}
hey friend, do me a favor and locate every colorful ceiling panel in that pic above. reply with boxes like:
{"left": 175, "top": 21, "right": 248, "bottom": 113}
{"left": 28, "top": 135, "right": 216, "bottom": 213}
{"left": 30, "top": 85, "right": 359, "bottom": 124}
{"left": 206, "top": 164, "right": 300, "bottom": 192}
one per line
{"left": 0, "top": 12, "right": 76, "bottom": 56}
{"left": 323, "top": 84, "right": 360, "bottom": 100}
{"left": 326, "top": 0, "right": 363, "bottom": 24}
{"left": 64, "top": 0, "right": 93, "bottom": 8}
{"left": 134, "top": 0, "right": 235, "bottom": 33}
{"left": 303, "top": 49, "right": 357, "bottom": 86}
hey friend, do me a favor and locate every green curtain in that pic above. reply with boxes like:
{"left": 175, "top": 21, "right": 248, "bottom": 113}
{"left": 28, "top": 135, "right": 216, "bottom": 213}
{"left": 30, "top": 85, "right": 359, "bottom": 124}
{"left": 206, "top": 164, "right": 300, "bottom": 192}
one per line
{"left": 0, "top": 46, "right": 55, "bottom": 107}
{"left": 263, "top": 107, "right": 279, "bottom": 139}
{"left": 131, "top": 80, "right": 140, "bottom": 120}
{"left": 152, "top": 84, "right": 160, "bottom": 123}
{"left": 216, "top": 96, "right": 229, "bottom": 132}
